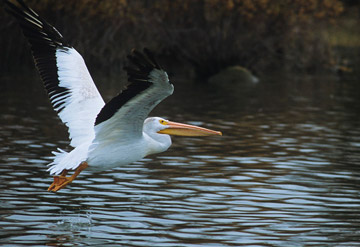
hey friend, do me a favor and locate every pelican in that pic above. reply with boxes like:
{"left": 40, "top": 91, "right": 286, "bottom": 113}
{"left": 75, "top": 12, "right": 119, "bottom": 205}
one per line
{"left": 5, "top": 0, "right": 222, "bottom": 192}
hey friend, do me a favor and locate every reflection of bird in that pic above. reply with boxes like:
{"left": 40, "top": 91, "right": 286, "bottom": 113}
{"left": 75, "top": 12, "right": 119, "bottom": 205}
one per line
{"left": 5, "top": 0, "right": 221, "bottom": 192}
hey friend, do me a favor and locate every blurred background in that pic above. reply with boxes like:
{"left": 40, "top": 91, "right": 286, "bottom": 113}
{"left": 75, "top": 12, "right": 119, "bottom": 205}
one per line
{"left": 1, "top": 1, "right": 360, "bottom": 246}
{"left": 1, "top": 0, "right": 359, "bottom": 79}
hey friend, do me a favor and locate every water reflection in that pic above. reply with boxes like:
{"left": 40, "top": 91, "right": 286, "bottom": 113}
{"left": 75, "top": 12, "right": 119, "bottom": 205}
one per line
{"left": 0, "top": 73, "right": 360, "bottom": 246}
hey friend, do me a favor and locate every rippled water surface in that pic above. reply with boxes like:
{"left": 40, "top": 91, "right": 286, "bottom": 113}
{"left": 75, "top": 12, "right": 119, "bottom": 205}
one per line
{"left": 1, "top": 73, "right": 360, "bottom": 246}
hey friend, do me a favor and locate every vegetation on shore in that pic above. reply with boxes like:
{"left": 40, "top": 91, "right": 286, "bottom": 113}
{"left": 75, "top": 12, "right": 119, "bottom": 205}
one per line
{"left": 1, "top": 0, "right": 358, "bottom": 79}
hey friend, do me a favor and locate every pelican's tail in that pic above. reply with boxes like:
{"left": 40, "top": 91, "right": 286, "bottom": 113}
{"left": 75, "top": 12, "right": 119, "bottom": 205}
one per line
{"left": 47, "top": 148, "right": 69, "bottom": 175}
{"left": 47, "top": 144, "right": 89, "bottom": 175}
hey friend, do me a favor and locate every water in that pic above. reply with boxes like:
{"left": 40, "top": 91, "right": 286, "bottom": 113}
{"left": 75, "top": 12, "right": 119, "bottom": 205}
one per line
{"left": 1, "top": 72, "right": 360, "bottom": 246}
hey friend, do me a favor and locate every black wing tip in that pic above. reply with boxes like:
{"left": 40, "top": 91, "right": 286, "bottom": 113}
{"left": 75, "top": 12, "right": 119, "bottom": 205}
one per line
{"left": 5, "top": 0, "right": 30, "bottom": 10}
{"left": 142, "top": 48, "right": 162, "bottom": 69}
{"left": 124, "top": 48, "right": 164, "bottom": 85}
{"left": 125, "top": 48, "right": 162, "bottom": 72}
{"left": 4, "top": 0, "right": 70, "bottom": 48}
{"left": 5, "top": 0, "right": 72, "bottom": 114}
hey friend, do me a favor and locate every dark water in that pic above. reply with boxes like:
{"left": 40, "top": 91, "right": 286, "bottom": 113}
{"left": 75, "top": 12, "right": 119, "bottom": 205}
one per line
{"left": 1, "top": 72, "right": 360, "bottom": 246}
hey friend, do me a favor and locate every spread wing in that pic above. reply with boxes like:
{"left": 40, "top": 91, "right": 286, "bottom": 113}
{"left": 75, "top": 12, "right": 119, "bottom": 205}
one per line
{"left": 93, "top": 49, "right": 174, "bottom": 142}
{"left": 5, "top": 0, "right": 105, "bottom": 147}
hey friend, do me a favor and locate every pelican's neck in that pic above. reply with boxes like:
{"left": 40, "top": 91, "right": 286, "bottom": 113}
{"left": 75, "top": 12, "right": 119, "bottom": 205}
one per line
{"left": 144, "top": 131, "right": 172, "bottom": 156}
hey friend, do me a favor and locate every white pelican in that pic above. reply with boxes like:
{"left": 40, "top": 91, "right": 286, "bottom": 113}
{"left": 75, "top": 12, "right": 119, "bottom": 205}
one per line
{"left": 5, "top": 0, "right": 222, "bottom": 192}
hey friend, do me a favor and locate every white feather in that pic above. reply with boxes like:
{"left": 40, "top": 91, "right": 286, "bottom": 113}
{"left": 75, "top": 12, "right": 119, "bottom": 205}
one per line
{"left": 46, "top": 48, "right": 105, "bottom": 174}
{"left": 54, "top": 48, "right": 105, "bottom": 147}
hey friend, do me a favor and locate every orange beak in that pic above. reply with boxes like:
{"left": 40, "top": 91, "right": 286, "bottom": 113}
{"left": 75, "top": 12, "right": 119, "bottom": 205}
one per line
{"left": 157, "top": 121, "right": 222, "bottom": 136}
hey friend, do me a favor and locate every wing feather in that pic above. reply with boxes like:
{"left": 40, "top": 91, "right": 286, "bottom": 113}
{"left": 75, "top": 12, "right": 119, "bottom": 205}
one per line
{"left": 5, "top": 0, "right": 105, "bottom": 147}
{"left": 93, "top": 49, "right": 174, "bottom": 142}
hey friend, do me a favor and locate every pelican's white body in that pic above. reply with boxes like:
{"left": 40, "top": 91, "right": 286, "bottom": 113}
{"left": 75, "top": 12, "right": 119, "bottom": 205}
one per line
{"left": 49, "top": 117, "right": 172, "bottom": 174}
{"left": 87, "top": 119, "right": 172, "bottom": 170}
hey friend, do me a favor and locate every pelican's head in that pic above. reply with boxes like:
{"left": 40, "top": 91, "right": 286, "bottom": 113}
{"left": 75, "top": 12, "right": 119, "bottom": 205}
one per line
{"left": 144, "top": 117, "right": 222, "bottom": 137}
{"left": 143, "top": 117, "right": 221, "bottom": 156}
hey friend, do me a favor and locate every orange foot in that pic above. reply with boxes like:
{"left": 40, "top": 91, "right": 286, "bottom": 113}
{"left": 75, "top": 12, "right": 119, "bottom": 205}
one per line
{"left": 48, "top": 162, "right": 88, "bottom": 192}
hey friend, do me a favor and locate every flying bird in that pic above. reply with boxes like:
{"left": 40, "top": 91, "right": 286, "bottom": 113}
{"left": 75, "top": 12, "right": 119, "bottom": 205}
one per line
{"left": 5, "top": 0, "right": 222, "bottom": 192}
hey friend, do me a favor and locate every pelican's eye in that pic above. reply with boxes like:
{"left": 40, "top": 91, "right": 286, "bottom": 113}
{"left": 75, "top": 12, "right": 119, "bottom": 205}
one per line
{"left": 159, "top": 119, "right": 168, "bottom": 125}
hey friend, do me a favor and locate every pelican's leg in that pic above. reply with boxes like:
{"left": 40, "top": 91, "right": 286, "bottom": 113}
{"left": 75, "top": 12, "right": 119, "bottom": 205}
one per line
{"left": 47, "top": 169, "right": 68, "bottom": 191}
{"left": 47, "top": 162, "right": 89, "bottom": 192}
